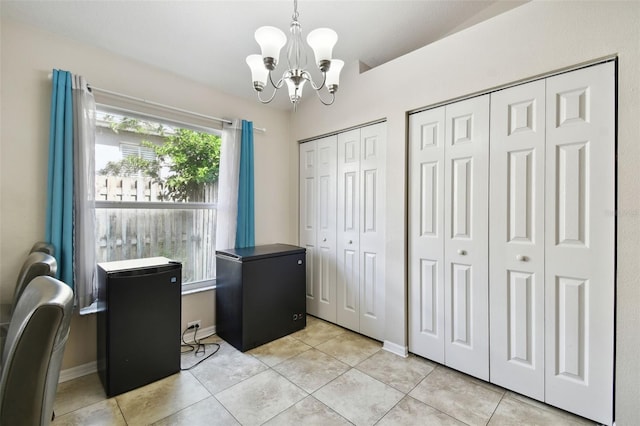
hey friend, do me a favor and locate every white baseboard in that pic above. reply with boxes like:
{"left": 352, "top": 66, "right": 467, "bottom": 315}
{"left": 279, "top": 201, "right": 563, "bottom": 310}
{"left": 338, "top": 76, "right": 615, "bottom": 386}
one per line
{"left": 382, "top": 340, "right": 408, "bottom": 357}
{"left": 59, "top": 361, "right": 97, "bottom": 383}
{"left": 58, "top": 325, "right": 218, "bottom": 383}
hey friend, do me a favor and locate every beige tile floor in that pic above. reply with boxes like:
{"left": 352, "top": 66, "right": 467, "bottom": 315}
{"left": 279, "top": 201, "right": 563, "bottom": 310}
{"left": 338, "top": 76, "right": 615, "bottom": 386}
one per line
{"left": 53, "top": 316, "right": 596, "bottom": 426}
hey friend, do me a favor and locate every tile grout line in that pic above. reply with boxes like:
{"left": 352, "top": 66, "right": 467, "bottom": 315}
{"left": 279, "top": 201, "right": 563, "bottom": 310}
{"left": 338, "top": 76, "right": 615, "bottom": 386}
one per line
{"left": 182, "top": 340, "right": 268, "bottom": 425}
{"left": 486, "top": 390, "right": 508, "bottom": 425}
{"left": 289, "top": 325, "right": 386, "bottom": 425}
{"left": 115, "top": 398, "right": 129, "bottom": 426}
{"left": 216, "top": 329, "right": 345, "bottom": 425}
{"left": 366, "top": 358, "right": 469, "bottom": 426}
{"left": 399, "top": 364, "right": 486, "bottom": 426}
{"left": 257, "top": 363, "right": 310, "bottom": 425}
{"left": 173, "top": 369, "right": 241, "bottom": 426}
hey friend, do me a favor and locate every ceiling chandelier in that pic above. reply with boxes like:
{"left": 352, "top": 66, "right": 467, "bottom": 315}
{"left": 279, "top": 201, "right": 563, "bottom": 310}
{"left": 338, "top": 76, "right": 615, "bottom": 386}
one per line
{"left": 246, "top": 0, "right": 344, "bottom": 110}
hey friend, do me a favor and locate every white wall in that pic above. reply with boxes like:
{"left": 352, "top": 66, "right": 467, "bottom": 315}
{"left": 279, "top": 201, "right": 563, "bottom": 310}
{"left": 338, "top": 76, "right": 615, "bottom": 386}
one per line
{"left": 291, "top": 2, "right": 640, "bottom": 424}
{"left": 0, "top": 19, "right": 293, "bottom": 369}
{"left": 3, "top": 3, "right": 639, "bottom": 423}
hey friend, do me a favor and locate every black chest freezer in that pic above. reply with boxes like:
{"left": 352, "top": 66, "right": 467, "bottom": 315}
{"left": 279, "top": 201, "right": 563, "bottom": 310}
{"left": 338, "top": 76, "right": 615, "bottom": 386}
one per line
{"left": 97, "top": 257, "right": 181, "bottom": 397}
{"left": 215, "top": 244, "right": 306, "bottom": 352}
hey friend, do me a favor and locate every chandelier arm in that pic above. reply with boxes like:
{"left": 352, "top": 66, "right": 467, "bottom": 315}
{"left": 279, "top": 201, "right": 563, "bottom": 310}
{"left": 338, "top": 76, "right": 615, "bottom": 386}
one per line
{"left": 256, "top": 90, "right": 278, "bottom": 104}
{"left": 314, "top": 88, "right": 336, "bottom": 106}
{"left": 269, "top": 71, "right": 285, "bottom": 89}
{"left": 303, "top": 70, "right": 327, "bottom": 91}
{"left": 256, "top": 81, "right": 280, "bottom": 104}
{"left": 256, "top": 72, "right": 287, "bottom": 104}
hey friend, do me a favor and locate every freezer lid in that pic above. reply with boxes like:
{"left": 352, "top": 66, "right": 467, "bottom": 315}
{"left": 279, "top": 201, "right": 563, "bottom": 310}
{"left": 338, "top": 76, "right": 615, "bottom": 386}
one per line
{"left": 98, "top": 257, "right": 181, "bottom": 273}
{"left": 216, "top": 244, "right": 305, "bottom": 261}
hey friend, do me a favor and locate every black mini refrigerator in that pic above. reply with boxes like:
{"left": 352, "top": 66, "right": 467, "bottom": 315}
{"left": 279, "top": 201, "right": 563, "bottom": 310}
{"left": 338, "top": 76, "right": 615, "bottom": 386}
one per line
{"left": 97, "top": 257, "right": 181, "bottom": 397}
{"left": 216, "top": 244, "right": 306, "bottom": 352}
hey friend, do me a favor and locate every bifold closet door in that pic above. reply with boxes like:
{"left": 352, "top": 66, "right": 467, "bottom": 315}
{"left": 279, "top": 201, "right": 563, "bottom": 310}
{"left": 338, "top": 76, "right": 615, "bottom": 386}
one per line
{"left": 489, "top": 80, "right": 546, "bottom": 400}
{"left": 408, "top": 61, "right": 615, "bottom": 425}
{"left": 315, "top": 136, "right": 338, "bottom": 322}
{"left": 409, "top": 106, "right": 446, "bottom": 364}
{"left": 443, "top": 95, "right": 490, "bottom": 381}
{"left": 544, "top": 62, "right": 614, "bottom": 425}
{"left": 337, "top": 128, "right": 361, "bottom": 332}
{"left": 409, "top": 96, "right": 489, "bottom": 380}
{"left": 299, "top": 141, "right": 318, "bottom": 317}
{"left": 299, "top": 136, "right": 337, "bottom": 322}
{"left": 358, "top": 122, "right": 386, "bottom": 340}
{"left": 336, "top": 123, "right": 387, "bottom": 340}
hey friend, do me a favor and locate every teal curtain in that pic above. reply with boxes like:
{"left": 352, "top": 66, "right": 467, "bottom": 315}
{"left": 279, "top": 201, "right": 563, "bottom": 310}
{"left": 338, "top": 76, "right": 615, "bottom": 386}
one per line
{"left": 46, "top": 69, "right": 74, "bottom": 287}
{"left": 235, "top": 120, "right": 255, "bottom": 248}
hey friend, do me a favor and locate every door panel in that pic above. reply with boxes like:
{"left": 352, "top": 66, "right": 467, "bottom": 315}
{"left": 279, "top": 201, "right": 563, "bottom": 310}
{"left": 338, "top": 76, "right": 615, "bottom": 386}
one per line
{"left": 545, "top": 62, "right": 614, "bottom": 425}
{"left": 555, "top": 276, "right": 587, "bottom": 380}
{"left": 359, "top": 123, "right": 386, "bottom": 340}
{"left": 507, "top": 271, "right": 535, "bottom": 364}
{"left": 444, "top": 95, "right": 489, "bottom": 381}
{"left": 418, "top": 259, "right": 438, "bottom": 336}
{"left": 315, "top": 136, "right": 337, "bottom": 322}
{"left": 451, "top": 157, "right": 472, "bottom": 238}
{"left": 451, "top": 262, "right": 471, "bottom": 346}
{"left": 299, "top": 142, "right": 318, "bottom": 315}
{"left": 409, "top": 107, "right": 446, "bottom": 363}
{"left": 556, "top": 142, "right": 588, "bottom": 246}
{"left": 337, "top": 129, "right": 360, "bottom": 331}
{"left": 489, "top": 79, "right": 545, "bottom": 399}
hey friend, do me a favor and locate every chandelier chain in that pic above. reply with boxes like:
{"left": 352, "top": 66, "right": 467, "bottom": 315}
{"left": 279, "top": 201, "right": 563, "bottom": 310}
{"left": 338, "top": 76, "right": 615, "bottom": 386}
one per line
{"left": 292, "top": 0, "right": 299, "bottom": 21}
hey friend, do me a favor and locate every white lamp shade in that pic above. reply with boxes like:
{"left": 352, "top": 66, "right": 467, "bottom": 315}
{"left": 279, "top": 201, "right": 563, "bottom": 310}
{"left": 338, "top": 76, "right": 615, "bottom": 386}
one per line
{"left": 286, "top": 78, "right": 306, "bottom": 99}
{"left": 306, "top": 28, "right": 338, "bottom": 64}
{"left": 255, "top": 26, "right": 287, "bottom": 61}
{"left": 326, "top": 59, "right": 344, "bottom": 86}
{"left": 246, "top": 54, "right": 269, "bottom": 85}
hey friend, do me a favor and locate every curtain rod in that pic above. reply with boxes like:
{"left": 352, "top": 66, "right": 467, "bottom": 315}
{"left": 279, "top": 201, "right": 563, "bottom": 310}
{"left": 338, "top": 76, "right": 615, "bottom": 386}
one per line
{"left": 91, "top": 86, "right": 266, "bottom": 133}
{"left": 47, "top": 73, "right": 266, "bottom": 133}
{"left": 91, "top": 86, "right": 232, "bottom": 125}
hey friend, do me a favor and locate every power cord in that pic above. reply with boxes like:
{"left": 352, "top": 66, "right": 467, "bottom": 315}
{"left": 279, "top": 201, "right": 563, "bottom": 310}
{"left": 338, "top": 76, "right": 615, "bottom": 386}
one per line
{"left": 180, "top": 324, "right": 220, "bottom": 370}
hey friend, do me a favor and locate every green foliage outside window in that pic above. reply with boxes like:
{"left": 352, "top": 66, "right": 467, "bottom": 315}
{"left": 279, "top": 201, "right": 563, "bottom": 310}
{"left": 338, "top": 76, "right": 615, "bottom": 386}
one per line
{"left": 149, "top": 128, "right": 221, "bottom": 202}
{"left": 98, "top": 116, "right": 221, "bottom": 202}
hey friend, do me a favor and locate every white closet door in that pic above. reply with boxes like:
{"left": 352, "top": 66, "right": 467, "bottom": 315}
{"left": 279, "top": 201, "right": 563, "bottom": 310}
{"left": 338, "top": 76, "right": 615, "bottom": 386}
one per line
{"left": 337, "top": 128, "right": 361, "bottom": 332}
{"left": 409, "top": 106, "right": 446, "bottom": 363}
{"left": 544, "top": 62, "right": 615, "bottom": 425}
{"left": 299, "top": 141, "right": 318, "bottom": 317}
{"left": 489, "top": 80, "right": 546, "bottom": 399}
{"left": 444, "top": 95, "right": 490, "bottom": 380}
{"left": 359, "top": 122, "right": 386, "bottom": 340}
{"left": 315, "top": 135, "right": 338, "bottom": 323}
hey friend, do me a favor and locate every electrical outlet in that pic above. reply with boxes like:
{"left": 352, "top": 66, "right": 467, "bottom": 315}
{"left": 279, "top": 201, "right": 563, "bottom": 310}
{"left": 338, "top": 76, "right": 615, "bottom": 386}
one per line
{"left": 187, "top": 320, "right": 201, "bottom": 329}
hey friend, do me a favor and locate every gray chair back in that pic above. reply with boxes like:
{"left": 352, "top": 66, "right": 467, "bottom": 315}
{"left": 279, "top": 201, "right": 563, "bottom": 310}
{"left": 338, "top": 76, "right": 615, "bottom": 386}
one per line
{"left": 30, "top": 242, "right": 55, "bottom": 256}
{"left": 12, "top": 252, "right": 58, "bottom": 313}
{"left": 0, "top": 276, "right": 73, "bottom": 426}
{"left": 0, "top": 252, "right": 58, "bottom": 356}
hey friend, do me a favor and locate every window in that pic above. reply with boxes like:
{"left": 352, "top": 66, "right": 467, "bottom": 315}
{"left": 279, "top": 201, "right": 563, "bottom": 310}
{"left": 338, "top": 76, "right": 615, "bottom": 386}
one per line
{"left": 120, "top": 142, "right": 157, "bottom": 176}
{"left": 95, "top": 109, "right": 221, "bottom": 289}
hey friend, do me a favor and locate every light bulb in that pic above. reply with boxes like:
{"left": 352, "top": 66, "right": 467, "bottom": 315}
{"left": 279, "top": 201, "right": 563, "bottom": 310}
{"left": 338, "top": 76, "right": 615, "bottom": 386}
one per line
{"left": 286, "top": 78, "right": 306, "bottom": 103}
{"left": 246, "top": 54, "right": 269, "bottom": 91}
{"left": 307, "top": 28, "right": 338, "bottom": 72}
{"left": 255, "top": 26, "right": 287, "bottom": 70}
{"left": 326, "top": 59, "right": 344, "bottom": 93}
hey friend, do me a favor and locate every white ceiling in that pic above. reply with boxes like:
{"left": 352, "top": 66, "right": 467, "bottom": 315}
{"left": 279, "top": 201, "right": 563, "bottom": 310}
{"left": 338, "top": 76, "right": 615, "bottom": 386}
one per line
{"left": 2, "top": 0, "right": 526, "bottom": 110}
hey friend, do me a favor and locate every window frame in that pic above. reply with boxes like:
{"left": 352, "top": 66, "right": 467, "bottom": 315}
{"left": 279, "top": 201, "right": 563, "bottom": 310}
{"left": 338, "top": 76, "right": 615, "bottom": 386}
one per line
{"left": 94, "top": 105, "right": 221, "bottom": 292}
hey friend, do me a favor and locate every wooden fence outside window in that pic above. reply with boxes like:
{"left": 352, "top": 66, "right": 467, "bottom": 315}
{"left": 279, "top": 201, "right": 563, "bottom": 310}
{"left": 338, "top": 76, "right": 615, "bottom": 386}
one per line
{"left": 95, "top": 176, "right": 218, "bottom": 283}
